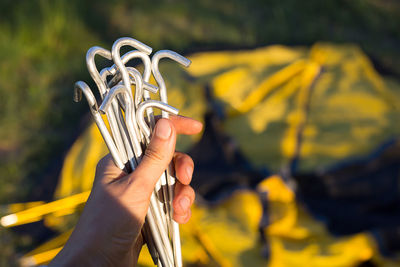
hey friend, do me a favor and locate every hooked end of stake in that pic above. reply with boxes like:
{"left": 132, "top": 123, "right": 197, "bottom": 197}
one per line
{"left": 113, "top": 37, "right": 152, "bottom": 55}
{"left": 73, "top": 87, "right": 82, "bottom": 103}
{"left": 183, "top": 58, "right": 191, "bottom": 68}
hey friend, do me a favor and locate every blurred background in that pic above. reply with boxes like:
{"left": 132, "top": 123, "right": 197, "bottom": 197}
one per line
{"left": 1, "top": 0, "right": 400, "bottom": 266}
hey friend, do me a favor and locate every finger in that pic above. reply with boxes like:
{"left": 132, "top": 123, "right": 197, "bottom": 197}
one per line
{"left": 173, "top": 152, "right": 194, "bottom": 185}
{"left": 155, "top": 115, "right": 203, "bottom": 135}
{"left": 170, "top": 115, "right": 203, "bottom": 135}
{"left": 173, "top": 208, "right": 192, "bottom": 224}
{"left": 131, "top": 119, "right": 176, "bottom": 192}
{"left": 173, "top": 182, "right": 195, "bottom": 217}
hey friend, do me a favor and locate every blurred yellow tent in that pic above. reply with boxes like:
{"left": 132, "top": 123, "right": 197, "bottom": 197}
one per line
{"left": 188, "top": 43, "right": 400, "bottom": 172}
{"left": 2, "top": 43, "right": 400, "bottom": 266}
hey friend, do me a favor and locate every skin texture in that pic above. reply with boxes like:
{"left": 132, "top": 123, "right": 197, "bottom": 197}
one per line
{"left": 49, "top": 116, "right": 202, "bottom": 267}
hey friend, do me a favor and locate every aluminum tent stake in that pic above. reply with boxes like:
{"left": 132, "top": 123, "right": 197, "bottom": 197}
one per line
{"left": 151, "top": 50, "right": 191, "bottom": 267}
{"left": 86, "top": 47, "right": 130, "bottom": 167}
{"left": 73, "top": 81, "right": 125, "bottom": 170}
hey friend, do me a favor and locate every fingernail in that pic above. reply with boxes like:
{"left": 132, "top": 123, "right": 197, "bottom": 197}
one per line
{"left": 155, "top": 120, "right": 172, "bottom": 140}
{"left": 179, "top": 196, "right": 190, "bottom": 211}
{"left": 185, "top": 166, "right": 193, "bottom": 180}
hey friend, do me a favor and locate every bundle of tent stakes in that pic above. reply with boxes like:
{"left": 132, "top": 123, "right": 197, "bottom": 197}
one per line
{"left": 74, "top": 37, "right": 191, "bottom": 267}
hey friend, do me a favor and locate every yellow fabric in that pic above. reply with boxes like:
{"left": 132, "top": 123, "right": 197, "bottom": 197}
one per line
{"left": 259, "top": 175, "right": 379, "bottom": 267}
{"left": 188, "top": 45, "right": 305, "bottom": 76}
{"left": 55, "top": 123, "right": 108, "bottom": 199}
{"left": 188, "top": 43, "right": 400, "bottom": 171}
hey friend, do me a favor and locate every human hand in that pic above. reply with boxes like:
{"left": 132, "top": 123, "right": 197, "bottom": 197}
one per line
{"left": 49, "top": 116, "right": 202, "bottom": 267}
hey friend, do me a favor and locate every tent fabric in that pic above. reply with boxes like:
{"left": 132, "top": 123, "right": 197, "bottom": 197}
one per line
{"left": 258, "top": 175, "right": 378, "bottom": 267}
{"left": 294, "top": 139, "right": 400, "bottom": 253}
{"left": 187, "top": 43, "right": 400, "bottom": 173}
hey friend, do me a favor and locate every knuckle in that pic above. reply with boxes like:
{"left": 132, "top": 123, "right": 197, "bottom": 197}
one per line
{"left": 181, "top": 154, "right": 193, "bottom": 164}
{"left": 175, "top": 153, "right": 194, "bottom": 167}
{"left": 173, "top": 204, "right": 185, "bottom": 216}
{"left": 183, "top": 184, "right": 195, "bottom": 194}
{"left": 173, "top": 213, "right": 186, "bottom": 223}
{"left": 182, "top": 210, "right": 192, "bottom": 224}
{"left": 188, "top": 187, "right": 195, "bottom": 200}
{"left": 144, "top": 146, "right": 165, "bottom": 163}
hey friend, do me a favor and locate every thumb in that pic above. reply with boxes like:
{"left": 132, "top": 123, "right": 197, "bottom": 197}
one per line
{"left": 131, "top": 118, "right": 176, "bottom": 192}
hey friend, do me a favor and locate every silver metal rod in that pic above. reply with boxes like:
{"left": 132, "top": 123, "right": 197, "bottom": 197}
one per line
{"left": 86, "top": 47, "right": 129, "bottom": 166}
{"left": 151, "top": 51, "right": 191, "bottom": 267}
